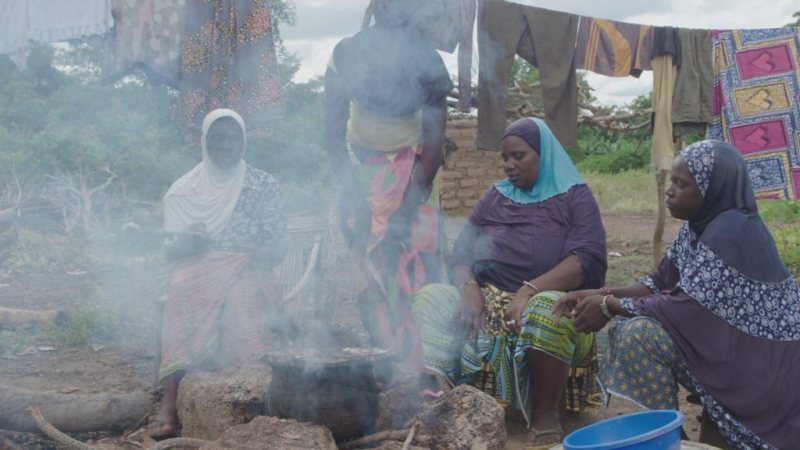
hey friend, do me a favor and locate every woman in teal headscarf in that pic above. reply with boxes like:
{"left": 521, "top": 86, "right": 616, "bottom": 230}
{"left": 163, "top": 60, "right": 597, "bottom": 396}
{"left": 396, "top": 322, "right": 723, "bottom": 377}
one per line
{"left": 413, "top": 118, "right": 607, "bottom": 449}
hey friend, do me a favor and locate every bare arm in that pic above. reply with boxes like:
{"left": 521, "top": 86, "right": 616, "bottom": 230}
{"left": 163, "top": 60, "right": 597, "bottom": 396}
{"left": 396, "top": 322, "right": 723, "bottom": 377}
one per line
{"left": 410, "top": 96, "right": 447, "bottom": 201}
{"left": 323, "top": 67, "right": 355, "bottom": 190}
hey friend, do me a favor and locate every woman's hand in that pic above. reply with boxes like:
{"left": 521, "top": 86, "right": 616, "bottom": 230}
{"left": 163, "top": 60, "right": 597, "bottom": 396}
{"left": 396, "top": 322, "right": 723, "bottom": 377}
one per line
{"left": 166, "top": 223, "right": 210, "bottom": 261}
{"left": 553, "top": 289, "right": 604, "bottom": 325}
{"left": 503, "top": 286, "right": 535, "bottom": 335}
{"left": 454, "top": 284, "right": 486, "bottom": 340}
{"left": 339, "top": 183, "right": 371, "bottom": 248}
{"left": 571, "top": 295, "right": 611, "bottom": 333}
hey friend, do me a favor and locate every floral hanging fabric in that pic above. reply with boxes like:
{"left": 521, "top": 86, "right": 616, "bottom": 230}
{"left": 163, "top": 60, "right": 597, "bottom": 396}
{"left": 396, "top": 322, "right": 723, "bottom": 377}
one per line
{"left": 176, "top": 0, "right": 284, "bottom": 142}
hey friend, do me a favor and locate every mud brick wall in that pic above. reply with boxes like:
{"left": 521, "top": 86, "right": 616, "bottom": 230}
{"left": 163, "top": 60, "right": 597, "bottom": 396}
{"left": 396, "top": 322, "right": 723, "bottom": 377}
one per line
{"left": 441, "top": 119, "right": 504, "bottom": 212}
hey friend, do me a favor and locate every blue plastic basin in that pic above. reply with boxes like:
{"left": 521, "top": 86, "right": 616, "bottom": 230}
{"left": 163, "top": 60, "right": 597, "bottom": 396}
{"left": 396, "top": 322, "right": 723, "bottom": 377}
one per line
{"left": 563, "top": 410, "right": 685, "bottom": 450}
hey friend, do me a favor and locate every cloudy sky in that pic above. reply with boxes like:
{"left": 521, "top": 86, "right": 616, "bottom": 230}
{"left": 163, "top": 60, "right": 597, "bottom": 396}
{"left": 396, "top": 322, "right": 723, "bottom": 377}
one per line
{"left": 282, "top": 0, "right": 798, "bottom": 106}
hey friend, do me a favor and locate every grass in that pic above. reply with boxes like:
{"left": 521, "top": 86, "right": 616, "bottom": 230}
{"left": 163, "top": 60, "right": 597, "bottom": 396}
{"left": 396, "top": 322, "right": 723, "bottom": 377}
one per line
{"left": 52, "top": 301, "right": 114, "bottom": 346}
{"left": 5, "top": 229, "right": 85, "bottom": 276}
{"left": 582, "top": 168, "right": 662, "bottom": 216}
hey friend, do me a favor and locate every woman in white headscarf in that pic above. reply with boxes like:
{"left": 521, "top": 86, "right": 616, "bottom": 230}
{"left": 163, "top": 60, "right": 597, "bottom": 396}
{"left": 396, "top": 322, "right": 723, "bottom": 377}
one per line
{"left": 148, "top": 109, "right": 287, "bottom": 438}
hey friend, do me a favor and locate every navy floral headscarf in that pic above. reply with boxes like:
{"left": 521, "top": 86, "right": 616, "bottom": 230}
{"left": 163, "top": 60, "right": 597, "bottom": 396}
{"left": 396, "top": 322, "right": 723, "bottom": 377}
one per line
{"left": 668, "top": 140, "right": 800, "bottom": 340}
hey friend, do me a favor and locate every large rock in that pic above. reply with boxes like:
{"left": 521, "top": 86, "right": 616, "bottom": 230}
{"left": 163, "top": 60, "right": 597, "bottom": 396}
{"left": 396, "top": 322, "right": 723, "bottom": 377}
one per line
{"left": 377, "top": 368, "right": 422, "bottom": 431}
{"left": 199, "top": 416, "right": 337, "bottom": 450}
{"left": 176, "top": 367, "right": 272, "bottom": 440}
{"left": 417, "top": 385, "right": 506, "bottom": 450}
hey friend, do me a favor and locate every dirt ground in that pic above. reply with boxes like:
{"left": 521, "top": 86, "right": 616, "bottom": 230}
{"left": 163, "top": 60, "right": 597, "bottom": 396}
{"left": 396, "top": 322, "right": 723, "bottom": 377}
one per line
{"left": 0, "top": 212, "right": 703, "bottom": 449}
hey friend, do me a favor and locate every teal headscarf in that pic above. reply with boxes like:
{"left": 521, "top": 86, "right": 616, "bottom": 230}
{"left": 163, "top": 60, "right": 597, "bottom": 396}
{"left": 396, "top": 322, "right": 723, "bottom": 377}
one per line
{"left": 494, "top": 118, "right": 585, "bottom": 204}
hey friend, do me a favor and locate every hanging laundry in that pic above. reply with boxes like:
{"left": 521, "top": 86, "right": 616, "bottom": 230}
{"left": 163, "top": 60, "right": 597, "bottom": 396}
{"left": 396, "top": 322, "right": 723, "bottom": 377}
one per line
{"left": 650, "top": 26, "right": 680, "bottom": 170}
{"left": 174, "top": 0, "right": 284, "bottom": 142}
{"left": 575, "top": 16, "right": 652, "bottom": 78}
{"left": 361, "top": 0, "right": 476, "bottom": 113}
{"left": 0, "top": 0, "right": 29, "bottom": 69}
{"left": 102, "top": 0, "right": 185, "bottom": 87}
{"left": 708, "top": 28, "right": 800, "bottom": 200}
{"left": 0, "top": 0, "right": 113, "bottom": 70}
{"left": 652, "top": 26, "right": 680, "bottom": 63}
{"left": 477, "top": 1, "right": 579, "bottom": 150}
{"left": 672, "top": 28, "right": 714, "bottom": 139}
{"left": 650, "top": 54, "right": 677, "bottom": 170}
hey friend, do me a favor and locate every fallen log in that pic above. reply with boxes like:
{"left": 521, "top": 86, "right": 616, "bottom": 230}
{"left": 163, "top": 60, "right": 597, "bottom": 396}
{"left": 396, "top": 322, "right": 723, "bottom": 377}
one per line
{"left": 0, "top": 306, "right": 66, "bottom": 328}
{"left": 0, "top": 386, "right": 150, "bottom": 433}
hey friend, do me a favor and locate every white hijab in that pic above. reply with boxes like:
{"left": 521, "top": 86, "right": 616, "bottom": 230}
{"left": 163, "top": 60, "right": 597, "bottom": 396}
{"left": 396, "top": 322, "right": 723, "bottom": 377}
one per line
{"left": 164, "top": 109, "right": 247, "bottom": 237}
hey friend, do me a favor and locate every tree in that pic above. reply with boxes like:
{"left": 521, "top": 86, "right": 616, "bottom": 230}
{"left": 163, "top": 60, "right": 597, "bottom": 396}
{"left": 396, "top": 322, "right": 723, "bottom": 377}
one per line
{"left": 785, "top": 11, "right": 800, "bottom": 27}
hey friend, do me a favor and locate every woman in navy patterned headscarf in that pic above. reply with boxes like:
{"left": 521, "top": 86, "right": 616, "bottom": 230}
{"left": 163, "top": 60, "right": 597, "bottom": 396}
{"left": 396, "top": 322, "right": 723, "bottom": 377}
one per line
{"left": 555, "top": 140, "right": 800, "bottom": 449}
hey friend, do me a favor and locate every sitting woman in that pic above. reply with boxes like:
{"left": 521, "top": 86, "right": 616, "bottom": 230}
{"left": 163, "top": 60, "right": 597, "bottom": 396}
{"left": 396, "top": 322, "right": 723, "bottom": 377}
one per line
{"left": 148, "top": 109, "right": 286, "bottom": 438}
{"left": 555, "top": 140, "right": 800, "bottom": 449}
{"left": 414, "top": 118, "right": 607, "bottom": 449}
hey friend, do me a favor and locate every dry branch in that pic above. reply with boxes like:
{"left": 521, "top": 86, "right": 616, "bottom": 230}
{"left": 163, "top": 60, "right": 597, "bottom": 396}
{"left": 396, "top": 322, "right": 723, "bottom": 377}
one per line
{"left": 27, "top": 406, "right": 95, "bottom": 450}
{"left": 341, "top": 428, "right": 428, "bottom": 449}
{"left": 0, "top": 306, "right": 66, "bottom": 328}
{"left": 26, "top": 406, "right": 205, "bottom": 450}
{"left": 0, "top": 386, "right": 150, "bottom": 433}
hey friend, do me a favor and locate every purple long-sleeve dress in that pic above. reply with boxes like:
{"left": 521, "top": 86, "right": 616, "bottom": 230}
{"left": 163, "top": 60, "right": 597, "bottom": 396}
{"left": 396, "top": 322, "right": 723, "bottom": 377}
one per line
{"left": 450, "top": 184, "right": 607, "bottom": 291}
{"left": 620, "top": 257, "right": 800, "bottom": 449}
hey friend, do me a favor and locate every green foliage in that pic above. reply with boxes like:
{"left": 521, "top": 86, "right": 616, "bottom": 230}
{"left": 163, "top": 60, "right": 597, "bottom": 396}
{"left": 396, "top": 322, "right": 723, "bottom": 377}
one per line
{"left": 771, "top": 225, "right": 800, "bottom": 274}
{"left": 282, "top": 182, "right": 332, "bottom": 215}
{"left": 576, "top": 137, "right": 652, "bottom": 174}
{"left": 582, "top": 168, "right": 660, "bottom": 215}
{"left": 758, "top": 200, "right": 800, "bottom": 223}
{"left": 53, "top": 301, "right": 113, "bottom": 346}
{"left": 0, "top": 0, "right": 327, "bottom": 207}
{"left": 785, "top": 11, "right": 800, "bottom": 27}
{"left": 5, "top": 229, "right": 84, "bottom": 275}
{"left": 758, "top": 200, "right": 800, "bottom": 274}
{"left": 0, "top": 44, "right": 195, "bottom": 201}
{"left": 246, "top": 76, "right": 332, "bottom": 188}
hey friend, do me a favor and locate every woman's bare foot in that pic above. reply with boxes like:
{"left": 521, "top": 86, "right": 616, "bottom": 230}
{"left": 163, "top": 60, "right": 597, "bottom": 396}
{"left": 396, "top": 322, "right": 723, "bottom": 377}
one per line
{"left": 525, "top": 411, "right": 562, "bottom": 449}
{"left": 147, "top": 372, "right": 181, "bottom": 439}
{"left": 146, "top": 404, "right": 177, "bottom": 439}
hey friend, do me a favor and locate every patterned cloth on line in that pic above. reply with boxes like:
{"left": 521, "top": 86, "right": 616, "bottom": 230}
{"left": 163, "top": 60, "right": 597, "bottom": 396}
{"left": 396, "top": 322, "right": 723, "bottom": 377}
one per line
{"left": 175, "top": 0, "right": 284, "bottom": 142}
{"left": 600, "top": 317, "right": 695, "bottom": 410}
{"left": 413, "top": 284, "right": 601, "bottom": 423}
{"left": 708, "top": 28, "right": 800, "bottom": 200}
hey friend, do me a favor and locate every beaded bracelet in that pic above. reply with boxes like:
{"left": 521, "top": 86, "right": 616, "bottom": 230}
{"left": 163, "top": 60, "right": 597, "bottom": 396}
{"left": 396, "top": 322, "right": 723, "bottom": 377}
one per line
{"left": 600, "top": 295, "right": 615, "bottom": 319}
{"left": 458, "top": 280, "right": 479, "bottom": 291}
{"left": 522, "top": 280, "right": 540, "bottom": 294}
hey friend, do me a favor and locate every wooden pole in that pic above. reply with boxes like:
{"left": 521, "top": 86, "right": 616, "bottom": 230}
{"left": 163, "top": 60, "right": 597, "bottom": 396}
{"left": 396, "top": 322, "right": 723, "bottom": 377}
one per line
{"left": 653, "top": 138, "right": 684, "bottom": 267}
{"left": 653, "top": 169, "right": 668, "bottom": 268}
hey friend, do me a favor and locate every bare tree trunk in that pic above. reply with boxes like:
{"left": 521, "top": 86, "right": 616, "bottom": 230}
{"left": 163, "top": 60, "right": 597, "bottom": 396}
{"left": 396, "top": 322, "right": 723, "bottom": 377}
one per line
{"left": 0, "top": 307, "right": 66, "bottom": 328}
{"left": 0, "top": 386, "right": 150, "bottom": 432}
